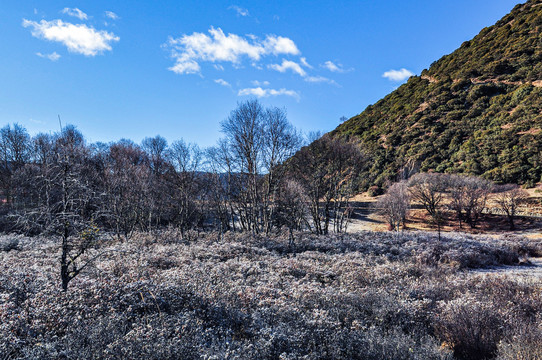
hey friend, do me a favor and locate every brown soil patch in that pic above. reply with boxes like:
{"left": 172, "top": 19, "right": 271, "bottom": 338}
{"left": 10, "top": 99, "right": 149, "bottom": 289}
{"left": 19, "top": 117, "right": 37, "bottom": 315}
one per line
{"left": 415, "top": 102, "right": 429, "bottom": 114}
{"left": 517, "top": 128, "right": 541, "bottom": 135}
{"left": 470, "top": 77, "right": 523, "bottom": 86}
{"left": 421, "top": 75, "right": 438, "bottom": 83}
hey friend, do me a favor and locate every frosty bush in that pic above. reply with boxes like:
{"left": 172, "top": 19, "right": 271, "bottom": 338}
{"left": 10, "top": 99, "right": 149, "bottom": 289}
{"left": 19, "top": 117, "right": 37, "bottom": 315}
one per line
{"left": 0, "top": 231, "right": 540, "bottom": 359}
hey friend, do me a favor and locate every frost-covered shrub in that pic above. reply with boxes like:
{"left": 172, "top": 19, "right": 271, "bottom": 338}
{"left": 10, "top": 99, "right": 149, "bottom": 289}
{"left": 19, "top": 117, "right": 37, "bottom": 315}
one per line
{"left": 434, "top": 298, "right": 503, "bottom": 359}
{"left": 0, "top": 236, "right": 20, "bottom": 252}
{"left": 497, "top": 324, "right": 542, "bottom": 360}
{"left": 0, "top": 230, "right": 540, "bottom": 359}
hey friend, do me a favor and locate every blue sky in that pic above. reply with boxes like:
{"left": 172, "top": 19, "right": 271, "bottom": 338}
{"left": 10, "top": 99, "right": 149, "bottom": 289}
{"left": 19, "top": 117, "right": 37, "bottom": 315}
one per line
{"left": 0, "top": 0, "right": 523, "bottom": 147}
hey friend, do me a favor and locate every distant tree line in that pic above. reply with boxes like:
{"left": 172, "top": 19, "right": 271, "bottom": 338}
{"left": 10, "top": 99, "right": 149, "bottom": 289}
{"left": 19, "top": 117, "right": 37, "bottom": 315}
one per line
{"left": 378, "top": 172, "right": 529, "bottom": 237}
{"left": 0, "top": 100, "right": 364, "bottom": 289}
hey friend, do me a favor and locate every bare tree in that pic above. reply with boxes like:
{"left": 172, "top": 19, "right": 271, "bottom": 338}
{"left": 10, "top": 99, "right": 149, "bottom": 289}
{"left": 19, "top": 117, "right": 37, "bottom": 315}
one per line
{"left": 261, "top": 106, "right": 302, "bottom": 234}
{"left": 0, "top": 124, "right": 31, "bottom": 205}
{"left": 288, "top": 135, "right": 363, "bottom": 235}
{"left": 168, "top": 139, "right": 203, "bottom": 237}
{"left": 448, "top": 175, "right": 467, "bottom": 228}
{"left": 275, "top": 179, "right": 309, "bottom": 249}
{"left": 218, "top": 100, "right": 302, "bottom": 234}
{"left": 461, "top": 176, "right": 492, "bottom": 229}
{"left": 408, "top": 173, "right": 448, "bottom": 239}
{"left": 102, "top": 140, "right": 150, "bottom": 239}
{"left": 494, "top": 184, "right": 528, "bottom": 230}
{"left": 141, "top": 135, "right": 170, "bottom": 230}
{"left": 221, "top": 99, "right": 265, "bottom": 233}
{"left": 142, "top": 135, "right": 169, "bottom": 175}
{"left": 205, "top": 138, "right": 240, "bottom": 234}
{"left": 377, "top": 181, "right": 410, "bottom": 231}
{"left": 13, "top": 126, "right": 105, "bottom": 291}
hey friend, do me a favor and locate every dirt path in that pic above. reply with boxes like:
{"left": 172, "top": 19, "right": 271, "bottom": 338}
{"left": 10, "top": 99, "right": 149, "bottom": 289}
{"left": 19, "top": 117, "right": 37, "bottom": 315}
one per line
{"left": 471, "top": 258, "right": 542, "bottom": 279}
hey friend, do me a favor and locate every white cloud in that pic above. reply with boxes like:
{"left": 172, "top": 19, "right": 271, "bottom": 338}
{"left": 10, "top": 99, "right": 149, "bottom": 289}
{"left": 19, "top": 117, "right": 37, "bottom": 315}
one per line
{"left": 323, "top": 60, "right": 348, "bottom": 73}
{"left": 382, "top": 68, "right": 414, "bottom": 81}
{"left": 268, "top": 59, "right": 306, "bottom": 77}
{"left": 61, "top": 7, "right": 88, "bottom": 20}
{"left": 169, "top": 60, "right": 200, "bottom": 74}
{"left": 263, "top": 36, "right": 299, "bottom": 55}
{"left": 300, "top": 57, "right": 312, "bottom": 69}
{"left": 238, "top": 87, "right": 299, "bottom": 101}
{"left": 251, "top": 80, "right": 270, "bottom": 86}
{"left": 268, "top": 59, "right": 339, "bottom": 86}
{"left": 165, "top": 27, "right": 300, "bottom": 75}
{"left": 36, "top": 51, "right": 61, "bottom": 61}
{"left": 105, "top": 11, "right": 119, "bottom": 20}
{"left": 229, "top": 5, "right": 249, "bottom": 17}
{"left": 22, "top": 19, "right": 119, "bottom": 56}
{"left": 214, "top": 78, "right": 231, "bottom": 87}
{"left": 304, "top": 75, "right": 338, "bottom": 86}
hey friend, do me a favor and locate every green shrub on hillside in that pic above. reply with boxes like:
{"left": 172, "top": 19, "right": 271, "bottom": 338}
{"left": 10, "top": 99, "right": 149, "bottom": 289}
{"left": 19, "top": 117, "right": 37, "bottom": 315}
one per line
{"left": 329, "top": 0, "right": 542, "bottom": 188}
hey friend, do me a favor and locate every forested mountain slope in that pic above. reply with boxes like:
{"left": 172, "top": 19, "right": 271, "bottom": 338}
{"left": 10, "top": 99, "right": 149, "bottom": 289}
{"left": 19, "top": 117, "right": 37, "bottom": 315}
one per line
{"left": 329, "top": 0, "right": 542, "bottom": 189}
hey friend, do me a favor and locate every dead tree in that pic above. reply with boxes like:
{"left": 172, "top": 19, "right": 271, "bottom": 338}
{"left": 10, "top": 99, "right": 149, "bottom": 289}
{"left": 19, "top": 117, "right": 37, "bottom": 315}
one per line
{"left": 205, "top": 139, "right": 240, "bottom": 234}
{"left": 288, "top": 135, "right": 363, "bottom": 235}
{"left": 464, "top": 177, "right": 492, "bottom": 228}
{"left": 377, "top": 181, "right": 410, "bottom": 231}
{"left": 0, "top": 124, "right": 31, "bottom": 206}
{"left": 168, "top": 139, "right": 203, "bottom": 237}
{"left": 494, "top": 184, "right": 528, "bottom": 230}
{"left": 261, "top": 106, "right": 302, "bottom": 234}
{"left": 408, "top": 173, "right": 448, "bottom": 240}
{"left": 275, "top": 179, "right": 310, "bottom": 249}
{"left": 221, "top": 100, "right": 265, "bottom": 233}
{"left": 12, "top": 126, "right": 105, "bottom": 291}
{"left": 102, "top": 140, "right": 150, "bottom": 239}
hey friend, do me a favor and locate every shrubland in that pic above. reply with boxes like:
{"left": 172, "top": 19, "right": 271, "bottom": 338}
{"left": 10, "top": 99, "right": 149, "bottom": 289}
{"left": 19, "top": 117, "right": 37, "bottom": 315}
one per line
{"left": 1, "top": 231, "right": 541, "bottom": 359}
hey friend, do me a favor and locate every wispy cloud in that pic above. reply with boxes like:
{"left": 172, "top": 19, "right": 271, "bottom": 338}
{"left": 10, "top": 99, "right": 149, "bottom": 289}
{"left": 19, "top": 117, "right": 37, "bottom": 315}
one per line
{"left": 268, "top": 59, "right": 306, "bottom": 77}
{"left": 300, "top": 57, "right": 312, "bottom": 69}
{"left": 165, "top": 27, "right": 299, "bottom": 75}
{"left": 29, "top": 118, "right": 46, "bottom": 125}
{"left": 238, "top": 87, "right": 300, "bottom": 101}
{"left": 105, "top": 11, "right": 119, "bottom": 20}
{"left": 322, "top": 60, "right": 350, "bottom": 73}
{"left": 268, "top": 59, "right": 338, "bottom": 86}
{"left": 61, "top": 7, "right": 88, "bottom": 20}
{"left": 214, "top": 78, "right": 231, "bottom": 87}
{"left": 22, "top": 19, "right": 119, "bottom": 56}
{"left": 251, "top": 80, "right": 270, "bottom": 86}
{"left": 36, "top": 51, "right": 61, "bottom": 61}
{"left": 304, "top": 75, "right": 338, "bottom": 86}
{"left": 382, "top": 68, "right": 414, "bottom": 81}
{"left": 229, "top": 5, "right": 249, "bottom": 17}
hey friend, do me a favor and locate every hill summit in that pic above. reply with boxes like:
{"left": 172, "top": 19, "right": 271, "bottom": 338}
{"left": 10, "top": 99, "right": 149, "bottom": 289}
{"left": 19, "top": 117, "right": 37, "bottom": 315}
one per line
{"left": 330, "top": 0, "right": 542, "bottom": 189}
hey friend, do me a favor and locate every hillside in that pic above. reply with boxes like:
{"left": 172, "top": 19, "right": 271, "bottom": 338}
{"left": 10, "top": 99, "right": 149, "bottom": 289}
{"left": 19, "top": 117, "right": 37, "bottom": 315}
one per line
{"left": 331, "top": 0, "right": 542, "bottom": 189}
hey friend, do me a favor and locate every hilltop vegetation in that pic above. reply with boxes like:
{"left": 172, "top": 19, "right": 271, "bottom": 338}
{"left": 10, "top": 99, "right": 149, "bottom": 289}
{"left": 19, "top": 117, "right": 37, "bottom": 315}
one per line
{"left": 332, "top": 0, "right": 542, "bottom": 189}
